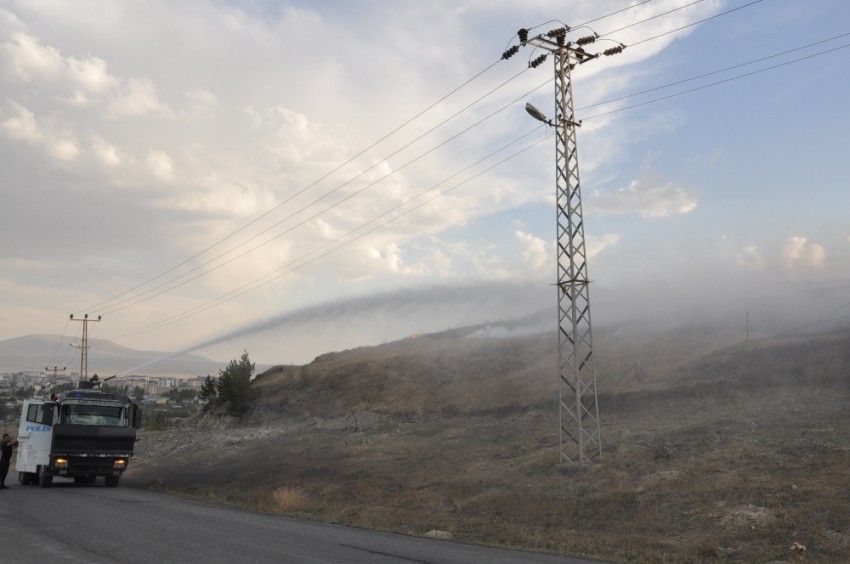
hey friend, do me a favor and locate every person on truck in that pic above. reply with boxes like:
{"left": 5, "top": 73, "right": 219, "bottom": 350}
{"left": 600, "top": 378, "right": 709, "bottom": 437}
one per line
{"left": 0, "top": 433, "right": 19, "bottom": 489}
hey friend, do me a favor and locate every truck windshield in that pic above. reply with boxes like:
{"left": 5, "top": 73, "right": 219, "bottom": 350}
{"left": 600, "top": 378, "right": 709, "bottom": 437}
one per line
{"left": 61, "top": 405, "right": 129, "bottom": 427}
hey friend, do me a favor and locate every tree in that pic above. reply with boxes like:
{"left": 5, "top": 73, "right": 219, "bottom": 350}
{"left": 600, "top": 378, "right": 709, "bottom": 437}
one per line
{"left": 144, "top": 411, "right": 170, "bottom": 431}
{"left": 167, "top": 388, "right": 197, "bottom": 403}
{"left": 101, "top": 383, "right": 126, "bottom": 395}
{"left": 132, "top": 386, "right": 146, "bottom": 403}
{"left": 51, "top": 383, "right": 76, "bottom": 395}
{"left": 198, "top": 375, "right": 217, "bottom": 406}
{"left": 215, "top": 350, "right": 255, "bottom": 416}
{"left": 13, "top": 386, "right": 35, "bottom": 400}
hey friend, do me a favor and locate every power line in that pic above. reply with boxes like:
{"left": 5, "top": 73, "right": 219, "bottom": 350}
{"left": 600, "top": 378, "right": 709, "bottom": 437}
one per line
{"left": 95, "top": 1, "right": 772, "bottom": 337}
{"left": 579, "top": 31, "right": 850, "bottom": 111}
{"left": 578, "top": 0, "right": 657, "bottom": 28}
{"left": 81, "top": 1, "right": 677, "bottom": 317}
{"left": 96, "top": 69, "right": 543, "bottom": 316}
{"left": 626, "top": 0, "right": 766, "bottom": 47}
{"left": 520, "top": 0, "right": 657, "bottom": 38}
{"left": 47, "top": 316, "right": 72, "bottom": 367}
{"left": 80, "top": 59, "right": 506, "bottom": 315}
{"left": 102, "top": 75, "right": 553, "bottom": 319}
{"left": 600, "top": 0, "right": 706, "bottom": 36}
{"left": 581, "top": 42, "right": 850, "bottom": 120}
{"left": 109, "top": 129, "right": 552, "bottom": 340}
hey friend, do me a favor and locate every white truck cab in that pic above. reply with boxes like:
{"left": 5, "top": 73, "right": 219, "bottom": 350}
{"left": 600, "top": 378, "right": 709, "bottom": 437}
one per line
{"left": 16, "top": 390, "right": 142, "bottom": 487}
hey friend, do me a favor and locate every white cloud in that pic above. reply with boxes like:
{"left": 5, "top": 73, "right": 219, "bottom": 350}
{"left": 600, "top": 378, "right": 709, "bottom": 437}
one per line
{"left": 108, "top": 77, "right": 168, "bottom": 117}
{"left": 1, "top": 0, "right": 845, "bottom": 365}
{"left": 737, "top": 245, "right": 766, "bottom": 271}
{"left": 367, "top": 242, "right": 429, "bottom": 277}
{"left": 185, "top": 89, "right": 219, "bottom": 118}
{"left": 146, "top": 149, "right": 174, "bottom": 181}
{"left": 91, "top": 134, "right": 125, "bottom": 167}
{"left": 67, "top": 54, "right": 115, "bottom": 93}
{"left": 586, "top": 233, "right": 620, "bottom": 260}
{"left": 3, "top": 32, "right": 118, "bottom": 105}
{"left": 589, "top": 170, "right": 697, "bottom": 218}
{"left": 47, "top": 136, "right": 79, "bottom": 160}
{"left": 3, "top": 32, "right": 62, "bottom": 81}
{"left": 2, "top": 99, "right": 78, "bottom": 160}
{"left": 1, "top": 100, "right": 41, "bottom": 141}
{"left": 782, "top": 236, "right": 825, "bottom": 269}
{"left": 515, "top": 230, "right": 548, "bottom": 272}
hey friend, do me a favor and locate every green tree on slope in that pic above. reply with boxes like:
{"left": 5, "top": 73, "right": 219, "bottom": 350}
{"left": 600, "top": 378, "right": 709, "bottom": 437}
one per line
{"left": 198, "top": 375, "right": 217, "bottom": 405}
{"left": 216, "top": 350, "right": 255, "bottom": 416}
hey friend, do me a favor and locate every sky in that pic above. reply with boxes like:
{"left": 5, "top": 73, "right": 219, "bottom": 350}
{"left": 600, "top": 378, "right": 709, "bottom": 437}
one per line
{"left": 1, "top": 0, "right": 849, "bottom": 368}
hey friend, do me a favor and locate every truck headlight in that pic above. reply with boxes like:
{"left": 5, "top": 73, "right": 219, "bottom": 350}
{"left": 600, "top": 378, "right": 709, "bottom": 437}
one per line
{"left": 54, "top": 457, "right": 68, "bottom": 469}
{"left": 113, "top": 459, "right": 127, "bottom": 469}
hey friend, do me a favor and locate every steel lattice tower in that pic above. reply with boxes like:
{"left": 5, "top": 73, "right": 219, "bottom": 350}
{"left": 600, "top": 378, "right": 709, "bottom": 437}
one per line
{"left": 506, "top": 27, "right": 623, "bottom": 463}
{"left": 550, "top": 47, "right": 601, "bottom": 464}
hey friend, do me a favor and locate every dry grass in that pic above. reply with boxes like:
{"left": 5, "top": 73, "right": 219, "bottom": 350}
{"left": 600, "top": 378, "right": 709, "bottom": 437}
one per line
{"left": 126, "top": 325, "right": 850, "bottom": 562}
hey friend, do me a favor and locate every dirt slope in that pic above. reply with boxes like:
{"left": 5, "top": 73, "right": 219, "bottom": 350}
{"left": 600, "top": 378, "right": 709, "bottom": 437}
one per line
{"left": 125, "top": 326, "right": 850, "bottom": 562}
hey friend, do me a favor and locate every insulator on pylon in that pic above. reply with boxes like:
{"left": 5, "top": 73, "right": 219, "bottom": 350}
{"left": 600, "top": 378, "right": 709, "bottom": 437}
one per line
{"left": 501, "top": 45, "right": 520, "bottom": 60}
{"left": 517, "top": 28, "right": 529, "bottom": 43}
{"left": 576, "top": 34, "right": 597, "bottom": 46}
{"left": 529, "top": 54, "right": 548, "bottom": 69}
{"left": 547, "top": 27, "right": 567, "bottom": 40}
{"left": 603, "top": 45, "right": 625, "bottom": 56}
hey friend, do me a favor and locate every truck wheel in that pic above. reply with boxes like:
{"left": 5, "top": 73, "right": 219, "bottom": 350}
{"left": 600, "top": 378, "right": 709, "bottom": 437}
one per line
{"left": 105, "top": 475, "right": 120, "bottom": 487}
{"left": 38, "top": 467, "right": 53, "bottom": 488}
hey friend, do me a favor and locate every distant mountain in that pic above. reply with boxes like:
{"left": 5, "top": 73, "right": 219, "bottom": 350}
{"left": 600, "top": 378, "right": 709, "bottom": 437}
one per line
{"left": 0, "top": 335, "right": 222, "bottom": 377}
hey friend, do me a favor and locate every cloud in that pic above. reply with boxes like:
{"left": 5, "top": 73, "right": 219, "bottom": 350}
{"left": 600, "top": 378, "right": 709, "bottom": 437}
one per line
{"left": 592, "top": 180, "right": 697, "bottom": 218}
{"left": 589, "top": 169, "right": 697, "bottom": 218}
{"left": 737, "top": 245, "right": 766, "bottom": 271}
{"left": 2, "top": 99, "right": 78, "bottom": 160}
{"left": 783, "top": 236, "right": 826, "bottom": 269}
{"left": 67, "top": 54, "right": 116, "bottom": 94}
{"left": 366, "top": 242, "right": 430, "bottom": 277}
{"left": 3, "top": 32, "right": 117, "bottom": 104}
{"left": 587, "top": 233, "right": 621, "bottom": 259}
{"left": 185, "top": 89, "right": 219, "bottom": 118}
{"left": 515, "top": 230, "right": 548, "bottom": 271}
{"left": 47, "top": 135, "right": 80, "bottom": 160}
{"left": 146, "top": 149, "right": 174, "bottom": 181}
{"left": 1, "top": 100, "right": 41, "bottom": 141}
{"left": 5, "top": 0, "right": 843, "bottom": 366}
{"left": 2, "top": 32, "right": 62, "bottom": 81}
{"left": 91, "top": 134, "right": 126, "bottom": 167}
{"left": 108, "top": 77, "right": 168, "bottom": 117}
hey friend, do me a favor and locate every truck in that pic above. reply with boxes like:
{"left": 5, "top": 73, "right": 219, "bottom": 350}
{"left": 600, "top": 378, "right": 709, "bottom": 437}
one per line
{"left": 15, "top": 388, "right": 142, "bottom": 487}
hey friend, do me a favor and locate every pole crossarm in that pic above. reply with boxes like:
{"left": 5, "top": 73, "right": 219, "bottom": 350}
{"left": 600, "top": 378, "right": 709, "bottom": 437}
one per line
{"left": 506, "top": 25, "right": 622, "bottom": 464}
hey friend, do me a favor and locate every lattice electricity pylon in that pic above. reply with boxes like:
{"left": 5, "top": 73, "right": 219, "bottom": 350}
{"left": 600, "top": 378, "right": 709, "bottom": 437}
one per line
{"left": 505, "top": 26, "right": 624, "bottom": 464}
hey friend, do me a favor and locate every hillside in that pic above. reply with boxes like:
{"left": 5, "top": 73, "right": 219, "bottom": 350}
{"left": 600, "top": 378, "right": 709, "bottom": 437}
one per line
{"left": 125, "top": 324, "right": 850, "bottom": 562}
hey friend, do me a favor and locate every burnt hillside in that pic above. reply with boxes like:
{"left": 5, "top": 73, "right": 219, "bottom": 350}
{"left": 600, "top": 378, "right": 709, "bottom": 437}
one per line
{"left": 127, "top": 324, "right": 850, "bottom": 563}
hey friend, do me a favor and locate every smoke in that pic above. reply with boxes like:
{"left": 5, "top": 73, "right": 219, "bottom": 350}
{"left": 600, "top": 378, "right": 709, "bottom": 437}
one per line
{"left": 117, "top": 274, "right": 850, "bottom": 373}
{"left": 174, "top": 280, "right": 553, "bottom": 365}
{"left": 116, "top": 354, "right": 183, "bottom": 377}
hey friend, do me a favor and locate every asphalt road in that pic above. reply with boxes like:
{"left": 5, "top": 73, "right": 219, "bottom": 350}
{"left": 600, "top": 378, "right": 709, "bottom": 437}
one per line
{"left": 0, "top": 480, "right": 597, "bottom": 563}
